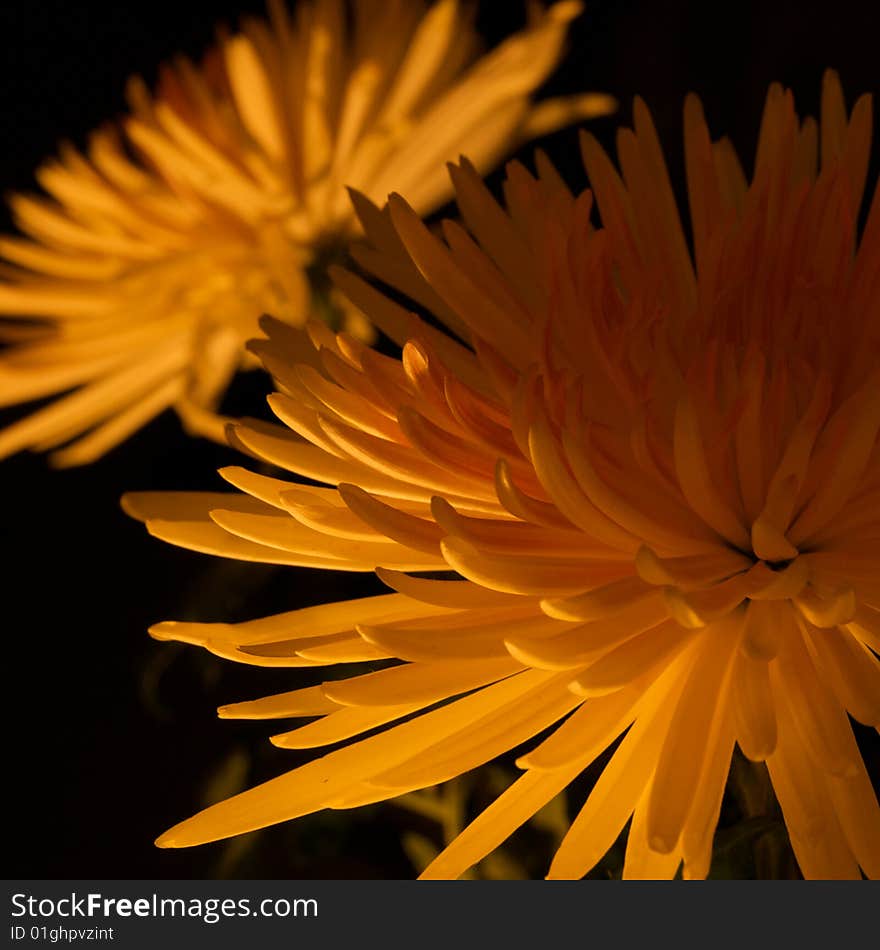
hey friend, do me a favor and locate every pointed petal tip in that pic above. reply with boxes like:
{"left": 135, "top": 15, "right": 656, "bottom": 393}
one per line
{"left": 548, "top": 0, "right": 584, "bottom": 24}
{"left": 264, "top": 391, "right": 286, "bottom": 413}
{"left": 354, "top": 623, "right": 380, "bottom": 646}
{"left": 502, "top": 636, "right": 568, "bottom": 671}
{"left": 243, "top": 339, "right": 263, "bottom": 360}
{"left": 149, "top": 621, "right": 183, "bottom": 642}
{"left": 538, "top": 597, "right": 579, "bottom": 622}
{"left": 269, "top": 733, "right": 296, "bottom": 749}
{"left": 387, "top": 192, "right": 417, "bottom": 223}
{"left": 216, "top": 464, "right": 244, "bottom": 481}
{"left": 336, "top": 481, "right": 363, "bottom": 503}
{"left": 822, "top": 67, "right": 841, "bottom": 88}
{"left": 373, "top": 566, "right": 396, "bottom": 589}
{"left": 256, "top": 312, "right": 292, "bottom": 337}
{"left": 683, "top": 92, "right": 708, "bottom": 129}
{"left": 594, "top": 92, "right": 618, "bottom": 114}
{"left": 154, "top": 829, "right": 180, "bottom": 849}
{"left": 120, "top": 492, "right": 147, "bottom": 522}
{"left": 648, "top": 834, "right": 677, "bottom": 855}
{"left": 502, "top": 637, "right": 532, "bottom": 666}
{"left": 662, "top": 588, "right": 707, "bottom": 629}
{"left": 48, "top": 447, "right": 86, "bottom": 470}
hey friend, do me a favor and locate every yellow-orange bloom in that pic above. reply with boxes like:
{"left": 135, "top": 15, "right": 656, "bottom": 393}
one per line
{"left": 0, "top": 0, "right": 611, "bottom": 466}
{"left": 125, "top": 71, "right": 880, "bottom": 879}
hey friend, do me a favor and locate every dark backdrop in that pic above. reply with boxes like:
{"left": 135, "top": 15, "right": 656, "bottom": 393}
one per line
{"left": 2, "top": 0, "right": 879, "bottom": 879}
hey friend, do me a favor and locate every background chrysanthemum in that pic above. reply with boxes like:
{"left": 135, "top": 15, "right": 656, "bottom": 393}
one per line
{"left": 0, "top": 0, "right": 611, "bottom": 466}
{"left": 125, "top": 70, "right": 880, "bottom": 879}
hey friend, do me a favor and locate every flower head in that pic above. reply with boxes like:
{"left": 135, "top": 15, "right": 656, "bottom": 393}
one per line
{"left": 0, "top": 0, "right": 611, "bottom": 466}
{"left": 125, "top": 70, "right": 880, "bottom": 879}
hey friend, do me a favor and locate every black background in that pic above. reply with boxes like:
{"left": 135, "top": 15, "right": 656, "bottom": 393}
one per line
{"left": 2, "top": 0, "right": 879, "bottom": 879}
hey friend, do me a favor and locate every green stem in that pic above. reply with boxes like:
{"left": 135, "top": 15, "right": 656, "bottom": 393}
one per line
{"left": 728, "top": 750, "right": 798, "bottom": 879}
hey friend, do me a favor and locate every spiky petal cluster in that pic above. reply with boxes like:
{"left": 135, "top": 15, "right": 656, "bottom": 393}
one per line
{"left": 125, "top": 71, "right": 880, "bottom": 879}
{"left": 0, "top": 0, "right": 610, "bottom": 465}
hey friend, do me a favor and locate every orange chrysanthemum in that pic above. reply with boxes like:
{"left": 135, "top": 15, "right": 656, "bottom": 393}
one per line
{"left": 0, "top": 0, "right": 611, "bottom": 466}
{"left": 125, "top": 71, "right": 880, "bottom": 880}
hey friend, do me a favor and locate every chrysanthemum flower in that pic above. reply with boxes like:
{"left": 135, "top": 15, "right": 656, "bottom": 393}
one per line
{"left": 124, "top": 70, "right": 880, "bottom": 879}
{"left": 0, "top": 0, "right": 611, "bottom": 466}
